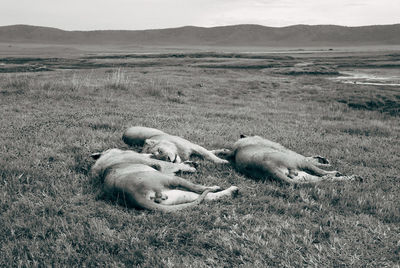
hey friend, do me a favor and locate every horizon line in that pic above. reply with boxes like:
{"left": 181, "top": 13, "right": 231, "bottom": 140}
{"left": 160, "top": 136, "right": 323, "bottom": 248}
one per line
{"left": 1, "top": 22, "right": 400, "bottom": 32}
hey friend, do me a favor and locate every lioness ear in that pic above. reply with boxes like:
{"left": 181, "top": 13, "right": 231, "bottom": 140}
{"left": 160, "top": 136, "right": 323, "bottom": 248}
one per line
{"left": 144, "top": 139, "right": 157, "bottom": 146}
{"left": 240, "top": 134, "right": 247, "bottom": 139}
{"left": 91, "top": 152, "right": 102, "bottom": 160}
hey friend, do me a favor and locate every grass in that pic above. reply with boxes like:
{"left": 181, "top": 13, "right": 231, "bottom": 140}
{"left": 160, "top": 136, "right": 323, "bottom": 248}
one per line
{"left": 0, "top": 51, "right": 399, "bottom": 267}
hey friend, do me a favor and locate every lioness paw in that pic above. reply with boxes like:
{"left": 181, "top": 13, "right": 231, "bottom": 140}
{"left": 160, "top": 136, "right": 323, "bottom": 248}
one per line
{"left": 230, "top": 186, "right": 239, "bottom": 197}
{"left": 218, "top": 159, "right": 229, "bottom": 164}
{"left": 184, "top": 160, "right": 198, "bottom": 168}
{"left": 334, "top": 171, "right": 343, "bottom": 177}
{"left": 345, "top": 175, "right": 363, "bottom": 182}
{"left": 287, "top": 168, "right": 298, "bottom": 179}
{"left": 186, "top": 166, "right": 197, "bottom": 173}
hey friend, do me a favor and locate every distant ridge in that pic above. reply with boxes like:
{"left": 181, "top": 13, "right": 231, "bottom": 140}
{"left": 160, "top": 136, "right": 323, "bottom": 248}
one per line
{"left": 1, "top": 24, "right": 399, "bottom": 47}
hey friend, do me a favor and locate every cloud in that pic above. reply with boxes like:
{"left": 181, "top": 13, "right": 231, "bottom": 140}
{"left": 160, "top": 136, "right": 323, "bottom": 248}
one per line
{"left": 196, "top": 0, "right": 400, "bottom": 27}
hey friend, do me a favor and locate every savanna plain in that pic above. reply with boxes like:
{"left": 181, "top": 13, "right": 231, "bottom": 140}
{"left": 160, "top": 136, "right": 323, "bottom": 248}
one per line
{"left": 0, "top": 47, "right": 399, "bottom": 267}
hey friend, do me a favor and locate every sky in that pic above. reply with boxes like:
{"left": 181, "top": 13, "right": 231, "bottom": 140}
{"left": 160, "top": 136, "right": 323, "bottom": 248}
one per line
{"left": 1, "top": 0, "right": 399, "bottom": 31}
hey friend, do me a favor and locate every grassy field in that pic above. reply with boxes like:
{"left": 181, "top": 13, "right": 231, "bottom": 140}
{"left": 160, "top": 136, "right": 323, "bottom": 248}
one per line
{"left": 0, "top": 49, "right": 399, "bottom": 267}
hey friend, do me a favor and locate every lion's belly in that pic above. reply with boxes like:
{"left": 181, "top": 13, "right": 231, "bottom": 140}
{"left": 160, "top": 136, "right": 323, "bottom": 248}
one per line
{"left": 235, "top": 147, "right": 304, "bottom": 179}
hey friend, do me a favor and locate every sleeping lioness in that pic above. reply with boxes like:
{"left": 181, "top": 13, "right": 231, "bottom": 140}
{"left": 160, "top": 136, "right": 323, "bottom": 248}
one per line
{"left": 122, "top": 126, "right": 228, "bottom": 164}
{"left": 216, "top": 135, "right": 355, "bottom": 184}
{"left": 91, "top": 148, "right": 238, "bottom": 212}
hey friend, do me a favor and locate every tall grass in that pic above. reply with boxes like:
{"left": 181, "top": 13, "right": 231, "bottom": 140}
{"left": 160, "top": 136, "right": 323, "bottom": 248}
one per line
{"left": 105, "top": 68, "right": 131, "bottom": 90}
{"left": 0, "top": 54, "right": 399, "bottom": 267}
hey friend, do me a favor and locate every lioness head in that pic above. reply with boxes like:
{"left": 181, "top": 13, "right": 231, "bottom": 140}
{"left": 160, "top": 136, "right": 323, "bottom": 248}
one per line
{"left": 142, "top": 139, "right": 181, "bottom": 163}
{"left": 91, "top": 148, "right": 120, "bottom": 160}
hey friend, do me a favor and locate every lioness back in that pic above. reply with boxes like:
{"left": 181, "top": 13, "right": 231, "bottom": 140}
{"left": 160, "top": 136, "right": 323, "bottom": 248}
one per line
{"left": 123, "top": 126, "right": 166, "bottom": 146}
{"left": 234, "top": 136, "right": 306, "bottom": 163}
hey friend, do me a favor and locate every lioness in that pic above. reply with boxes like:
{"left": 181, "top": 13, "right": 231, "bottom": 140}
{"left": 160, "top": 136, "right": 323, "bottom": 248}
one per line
{"left": 122, "top": 126, "right": 228, "bottom": 164}
{"left": 91, "top": 148, "right": 238, "bottom": 212}
{"left": 90, "top": 148, "right": 196, "bottom": 177}
{"left": 216, "top": 135, "right": 354, "bottom": 184}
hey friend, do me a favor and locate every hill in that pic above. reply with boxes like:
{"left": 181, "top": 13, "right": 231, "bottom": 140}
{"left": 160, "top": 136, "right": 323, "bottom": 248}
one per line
{"left": 0, "top": 24, "right": 400, "bottom": 47}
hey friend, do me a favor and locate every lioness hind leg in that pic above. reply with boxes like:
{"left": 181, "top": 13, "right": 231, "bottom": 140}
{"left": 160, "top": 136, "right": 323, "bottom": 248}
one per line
{"left": 205, "top": 186, "right": 239, "bottom": 199}
{"left": 159, "top": 190, "right": 201, "bottom": 205}
{"left": 270, "top": 169, "right": 301, "bottom": 184}
{"left": 273, "top": 169, "right": 326, "bottom": 184}
{"left": 160, "top": 187, "right": 239, "bottom": 205}
{"left": 278, "top": 166, "right": 350, "bottom": 184}
{"left": 303, "top": 162, "right": 340, "bottom": 177}
{"left": 321, "top": 174, "right": 359, "bottom": 182}
{"left": 290, "top": 171, "right": 326, "bottom": 183}
{"left": 291, "top": 171, "right": 357, "bottom": 183}
{"left": 166, "top": 176, "right": 221, "bottom": 193}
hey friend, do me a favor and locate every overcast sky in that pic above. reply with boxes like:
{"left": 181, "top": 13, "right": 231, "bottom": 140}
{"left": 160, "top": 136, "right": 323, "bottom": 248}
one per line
{"left": 1, "top": 0, "right": 399, "bottom": 30}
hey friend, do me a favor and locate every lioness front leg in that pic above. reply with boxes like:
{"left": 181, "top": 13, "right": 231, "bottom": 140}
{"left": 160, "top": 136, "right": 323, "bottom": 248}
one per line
{"left": 155, "top": 161, "right": 197, "bottom": 175}
{"left": 194, "top": 147, "right": 229, "bottom": 164}
{"left": 305, "top": 155, "right": 331, "bottom": 167}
